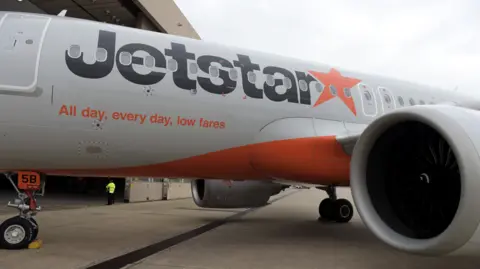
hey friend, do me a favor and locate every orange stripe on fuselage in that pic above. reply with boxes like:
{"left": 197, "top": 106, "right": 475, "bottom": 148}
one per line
{"left": 42, "top": 136, "right": 351, "bottom": 185}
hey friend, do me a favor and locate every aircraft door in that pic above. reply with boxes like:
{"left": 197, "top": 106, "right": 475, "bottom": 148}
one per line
{"left": 0, "top": 13, "right": 51, "bottom": 93}
{"left": 357, "top": 83, "right": 378, "bottom": 117}
{"left": 377, "top": 87, "right": 396, "bottom": 113}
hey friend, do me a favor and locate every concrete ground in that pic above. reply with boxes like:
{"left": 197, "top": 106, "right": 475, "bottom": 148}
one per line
{"left": 0, "top": 192, "right": 244, "bottom": 269}
{"left": 0, "top": 188, "right": 479, "bottom": 269}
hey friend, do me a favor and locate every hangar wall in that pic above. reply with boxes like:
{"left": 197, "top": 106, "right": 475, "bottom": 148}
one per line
{"left": 133, "top": 0, "right": 200, "bottom": 39}
{"left": 1, "top": 0, "right": 200, "bottom": 39}
{"left": 136, "top": 12, "right": 158, "bottom": 31}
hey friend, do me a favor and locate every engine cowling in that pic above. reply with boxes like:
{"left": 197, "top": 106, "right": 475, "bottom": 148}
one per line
{"left": 350, "top": 104, "right": 480, "bottom": 256}
{"left": 191, "top": 179, "right": 286, "bottom": 208}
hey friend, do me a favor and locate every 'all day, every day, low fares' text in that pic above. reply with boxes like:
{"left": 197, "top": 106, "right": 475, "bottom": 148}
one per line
{"left": 58, "top": 105, "right": 226, "bottom": 129}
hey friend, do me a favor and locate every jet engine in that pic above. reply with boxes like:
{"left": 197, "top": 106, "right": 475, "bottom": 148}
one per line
{"left": 350, "top": 104, "right": 480, "bottom": 256}
{"left": 191, "top": 179, "right": 286, "bottom": 208}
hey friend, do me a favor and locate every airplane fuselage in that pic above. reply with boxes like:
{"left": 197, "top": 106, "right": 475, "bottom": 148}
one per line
{"left": 0, "top": 12, "right": 474, "bottom": 185}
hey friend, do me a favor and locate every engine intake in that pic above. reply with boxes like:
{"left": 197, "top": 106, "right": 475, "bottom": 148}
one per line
{"left": 350, "top": 105, "right": 480, "bottom": 256}
{"left": 367, "top": 121, "right": 460, "bottom": 239}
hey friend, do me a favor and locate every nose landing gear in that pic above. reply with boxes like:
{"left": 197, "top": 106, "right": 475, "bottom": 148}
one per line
{"left": 0, "top": 171, "right": 44, "bottom": 249}
{"left": 317, "top": 185, "right": 354, "bottom": 223}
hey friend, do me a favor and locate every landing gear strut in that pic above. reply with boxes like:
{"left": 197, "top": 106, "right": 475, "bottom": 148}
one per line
{"left": 0, "top": 172, "right": 44, "bottom": 249}
{"left": 317, "top": 185, "right": 353, "bottom": 223}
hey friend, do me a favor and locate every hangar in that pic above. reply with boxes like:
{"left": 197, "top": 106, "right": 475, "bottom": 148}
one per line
{"left": 2, "top": 0, "right": 200, "bottom": 38}
{"left": 0, "top": 0, "right": 199, "bottom": 204}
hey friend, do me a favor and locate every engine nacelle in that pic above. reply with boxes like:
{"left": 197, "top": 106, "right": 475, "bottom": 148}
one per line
{"left": 191, "top": 179, "right": 286, "bottom": 208}
{"left": 350, "top": 105, "right": 480, "bottom": 256}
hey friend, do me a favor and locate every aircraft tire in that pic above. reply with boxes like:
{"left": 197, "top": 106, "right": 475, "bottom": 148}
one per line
{"left": 333, "top": 199, "right": 354, "bottom": 223}
{"left": 319, "top": 198, "right": 335, "bottom": 220}
{"left": 0, "top": 216, "right": 35, "bottom": 249}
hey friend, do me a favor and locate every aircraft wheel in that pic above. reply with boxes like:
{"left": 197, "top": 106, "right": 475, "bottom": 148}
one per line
{"left": 333, "top": 199, "right": 354, "bottom": 223}
{"left": 0, "top": 216, "right": 35, "bottom": 249}
{"left": 318, "top": 198, "right": 335, "bottom": 220}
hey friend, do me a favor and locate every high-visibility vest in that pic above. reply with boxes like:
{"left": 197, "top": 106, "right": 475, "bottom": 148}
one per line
{"left": 106, "top": 182, "right": 116, "bottom": 194}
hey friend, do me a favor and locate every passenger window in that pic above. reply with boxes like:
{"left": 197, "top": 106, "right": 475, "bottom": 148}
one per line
{"left": 266, "top": 75, "right": 275, "bottom": 86}
{"left": 247, "top": 71, "right": 256, "bottom": 83}
{"left": 189, "top": 62, "right": 198, "bottom": 74}
{"left": 144, "top": 55, "right": 155, "bottom": 68}
{"left": 283, "top": 77, "right": 292, "bottom": 89}
{"left": 397, "top": 96, "right": 404, "bottom": 106}
{"left": 329, "top": 85, "right": 337, "bottom": 95}
{"left": 119, "top": 51, "right": 132, "bottom": 66}
{"left": 209, "top": 65, "right": 219, "bottom": 77}
{"left": 383, "top": 94, "right": 391, "bottom": 104}
{"left": 68, "top": 45, "right": 81, "bottom": 59}
{"left": 228, "top": 69, "right": 238, "bottom": 81}
{"left": 363, "top": 91, "right": 372, "bottom": 101}
{"left": 315, "top": 82, "right": 323, "bottom": 92}
{"left": 167, "top": 58, "right": 178, "bottom": 71}
{"left": 96, "top": 48, "right": 107, "bottom": 62}
{"left": 299, "top": 80, "right": 308, "bottom": 92}
{"left": 344, "top": 88, "right": 352, "bottom": 98}
{"left": 409, "top": 98, "right": 416, "bottom": 106}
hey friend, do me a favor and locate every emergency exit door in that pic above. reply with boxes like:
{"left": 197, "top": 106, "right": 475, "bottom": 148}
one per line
{"left": 0, "top": 13, "right": 51, "bottom": 93}
{"left": 358, "top": 83, "right": 378, "bottom": 117}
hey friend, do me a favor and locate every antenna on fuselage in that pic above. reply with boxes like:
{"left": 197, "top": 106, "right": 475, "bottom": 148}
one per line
{"left": 57, "top": 10, "right": 68, "bottom": 17}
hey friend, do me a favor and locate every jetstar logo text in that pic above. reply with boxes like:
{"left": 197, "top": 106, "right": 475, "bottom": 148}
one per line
{"left": 65, "top": 30, "right": 361, "bottom": 114}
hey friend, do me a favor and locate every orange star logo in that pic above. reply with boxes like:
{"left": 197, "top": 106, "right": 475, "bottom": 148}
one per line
{"left": 309, "top": 68, "right": 361, "bottom": 115}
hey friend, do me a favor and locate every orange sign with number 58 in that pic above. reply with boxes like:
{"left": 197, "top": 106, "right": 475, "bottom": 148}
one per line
{"left": 17, "top": 171, "right": 41, "bottom": 190}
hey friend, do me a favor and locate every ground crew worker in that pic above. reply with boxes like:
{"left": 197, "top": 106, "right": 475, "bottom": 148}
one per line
{"left": 106, "top": 179, "right": 116, "bottom": 205}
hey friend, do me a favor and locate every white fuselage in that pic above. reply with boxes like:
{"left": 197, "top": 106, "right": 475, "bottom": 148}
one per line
{"left": 0, "top": 11, "right": 476, "bottom": 184}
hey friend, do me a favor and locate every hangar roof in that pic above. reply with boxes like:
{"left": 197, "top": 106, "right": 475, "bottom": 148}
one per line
{"left": 3, "top": 0, "right": 200, "bottom": 39}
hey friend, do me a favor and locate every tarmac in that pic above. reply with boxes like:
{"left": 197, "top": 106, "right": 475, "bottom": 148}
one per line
{"left": 0, "top": 188, "right": 479, "bottom": 269}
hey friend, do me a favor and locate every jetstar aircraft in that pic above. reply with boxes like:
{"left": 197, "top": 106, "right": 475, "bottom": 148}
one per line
{"left": 1, "top": 11, "right": 480, "bottom": 256}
